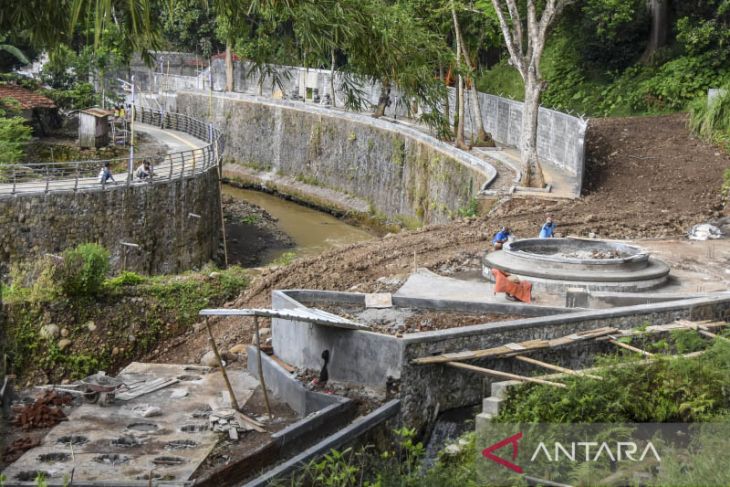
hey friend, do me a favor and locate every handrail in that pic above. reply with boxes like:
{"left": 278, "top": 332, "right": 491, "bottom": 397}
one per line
{"left": 0, "top": 105, "right": 223, "bottom": 197}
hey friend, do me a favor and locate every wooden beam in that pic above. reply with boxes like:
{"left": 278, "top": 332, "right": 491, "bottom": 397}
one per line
{"left": 513, "top": 355, "right": 603, "bottom": 380}
{"left": 412, "top": 327, "right": 618, "bottom": 365}
{"left": 608, "top": 339, "right": 654, "bottom": 357}
{"left": 446, "top": 361, "right": 566, "bottom": 388}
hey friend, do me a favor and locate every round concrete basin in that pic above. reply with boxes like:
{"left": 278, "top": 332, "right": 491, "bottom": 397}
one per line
{"left": 483, "top": 238, "right": 670, "bottom": 292}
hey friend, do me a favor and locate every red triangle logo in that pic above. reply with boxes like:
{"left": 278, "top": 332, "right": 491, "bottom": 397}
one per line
{"left": 482, "top": 431, "right": 524, "bottom": 473}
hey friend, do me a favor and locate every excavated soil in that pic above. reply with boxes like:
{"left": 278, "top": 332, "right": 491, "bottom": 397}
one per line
{"left": 148, "top": 113, "right": 730, "bottom": 364}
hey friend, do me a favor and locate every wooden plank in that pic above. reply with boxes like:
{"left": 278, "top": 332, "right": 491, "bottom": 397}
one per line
{"left": 270, "top": 354, "right": 296, "bottom": 373}
{"left": 608, "top": 339, "right": 654, "bottom": 357}
{"left": 513, "top": 355, "right": 603, "bottom": 380}
{"left": 446, "top": 361, "right": 566, "bottom": 388}
{"left": 412, "top": 327, "right": 618, "bottom": 365}
{"left": 698, "top": 329, "right": 730, "bottom": 343}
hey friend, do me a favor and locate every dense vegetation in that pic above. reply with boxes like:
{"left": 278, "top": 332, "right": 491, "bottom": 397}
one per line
{"left": 1, "top": 243, "right": 249, "bottom": 383}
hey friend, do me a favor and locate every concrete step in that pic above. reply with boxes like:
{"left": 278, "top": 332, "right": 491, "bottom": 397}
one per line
{"left": 482, "top": 396, "right": 503, "bottom": 416}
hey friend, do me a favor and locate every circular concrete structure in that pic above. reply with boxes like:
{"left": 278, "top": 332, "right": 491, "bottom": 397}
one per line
{"left": 483, "top": 238, "right": 670, "bottom": 292}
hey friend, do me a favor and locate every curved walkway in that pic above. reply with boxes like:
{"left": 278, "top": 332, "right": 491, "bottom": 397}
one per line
{"left": 0, "top": 113, "right": 217, "bottom": 198}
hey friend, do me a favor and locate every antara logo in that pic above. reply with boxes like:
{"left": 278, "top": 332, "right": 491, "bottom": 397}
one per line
{"left": 482, "top": 432, "right": 524, "bottom": 473}
{"left": 482, "top": 433, "right": 662, "bottom": 474}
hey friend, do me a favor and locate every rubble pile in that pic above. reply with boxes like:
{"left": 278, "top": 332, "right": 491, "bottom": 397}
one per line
{"left": 11, "top": 390, "right": 72, "bottom": 430}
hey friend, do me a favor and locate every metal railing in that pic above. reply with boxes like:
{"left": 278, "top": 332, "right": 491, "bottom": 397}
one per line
{"left": 0, "top": 106, "right": 223, "bottom": 197}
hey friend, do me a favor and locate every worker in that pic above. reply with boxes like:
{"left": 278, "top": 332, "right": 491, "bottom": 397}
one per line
{"left": 492, "top": 226, "right": 511, "bottom": 250}
{"left": 539, "top": 215, "right": 556, "bottom": 239}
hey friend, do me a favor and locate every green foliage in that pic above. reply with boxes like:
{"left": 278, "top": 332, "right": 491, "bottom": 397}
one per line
{"left": 498, "top": 340, "right": 730, "bottom": 424}
{"left": 41, "top": 83, "right": 98, "bottom": 110}
{"left": 105, "top": 271, "right": 146, "bottom": 288}
{"left": 689, "top": 82, "right": 730, "bottom": 154}
{"left": 271, "top": 251, "right": 297, "bottom": 267}
{"left": 457, "top": 197, "right": 480, "bottom": 218}
{"left": 57, "top": 243, "right": 110, "bottom": 297}
{"left": 285, "top": 427, "right": 478, "bottom": 487}
{"left": 476, "top": 61, "right": 524, "bottom": 101}
{"left": 0, "top": 96, "right": 32, "bottom": 164}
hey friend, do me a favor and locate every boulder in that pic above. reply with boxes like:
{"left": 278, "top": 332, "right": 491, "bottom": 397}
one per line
{"left": 40, "top": 324, "right": 60, "bottom": 340}
{"left": 58, "top": 339, "right": 72, "bottom": 351}
{"left": 200, "top": 350, "right": 221, "bottom": 367}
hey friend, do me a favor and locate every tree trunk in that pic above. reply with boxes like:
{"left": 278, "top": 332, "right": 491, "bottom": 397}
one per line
{"left": 330, "top": 48, "right": 337, "bottom": 107}
{"left": 521, "top": 73, "right": 545, "bottom": 187}
{"left": 440, "top": 64, "right": 449, "bottom": 121}
{"left": 452, "top": 2, "right": 468, "bottom": 150}
{"left": 225, "top": 42, "right": 233, "bottom": 92}
{"left": 452, "top": 5, "right": 494, "bottom": 146}
{"left": 374, "top": 81, "right": 390, "bottom": 118}
{"left": 642, "top": 0, "right": 670, "bottom": 62}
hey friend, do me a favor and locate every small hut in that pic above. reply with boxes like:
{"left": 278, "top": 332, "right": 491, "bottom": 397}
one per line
{"left": 79, "top": 108, "right": 114, "bottom": 148}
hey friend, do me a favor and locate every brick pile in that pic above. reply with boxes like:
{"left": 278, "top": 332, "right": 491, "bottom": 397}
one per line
{"left": 11, "top": 390, "right": 72, "bottom": 430}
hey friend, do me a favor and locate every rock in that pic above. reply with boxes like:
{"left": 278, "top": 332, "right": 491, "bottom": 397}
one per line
{"left": 112, "top": 347, "right": 120, "bottom": 356}
{"left": 86, "top": 321, "right": 97, "bottom": 332}
{"left": 170, "top": 388, "right": 189, "bottom": 399}
{"left": 58, "top": 339, "right": 72, "bottom": 351}
{"left": 229, "top": 344, "right": 247, "bottom": 354}
{"left": 209, "top": 272, "right": 221, "bottom": 279}
{"left": 60, "top": 328, "right": 69, "bottom": 338}
{"left": 40, "top": 324, "right": 60, "bottom": 340}
{"left": 128, "top": 334, "right": 136, "bottom": 343}
{"left": 142, "top": 406, "right": 163, "bottom": 417}
{"left": 259, "top": 327, "right": 271, "bottom": 337}
{"left": 200, "top": 350, "right": 221, "bottom": 367}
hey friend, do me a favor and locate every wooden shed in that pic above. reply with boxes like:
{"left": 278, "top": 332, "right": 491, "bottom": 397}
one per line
{"left": 79, "top": 108, "right": 113, "bottom": 148}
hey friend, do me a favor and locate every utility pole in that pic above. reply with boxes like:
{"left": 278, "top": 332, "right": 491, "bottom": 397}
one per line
{"left": 118, "top": 76, "right": 136, "bottom": 182}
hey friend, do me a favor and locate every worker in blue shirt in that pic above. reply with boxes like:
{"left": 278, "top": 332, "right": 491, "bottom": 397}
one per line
{"left": 539, "top": 216, "right": 556, "bottom": 238}
{"left": 492, "top": 227, "right": 511, "bottom": 250}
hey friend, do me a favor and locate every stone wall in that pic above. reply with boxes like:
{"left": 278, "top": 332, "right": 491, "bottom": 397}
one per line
{"left": 177, "top": 92, "right": 493, "bottom": 224}
{"left": 0, "top": 167, "right": 222, "bottom": 274}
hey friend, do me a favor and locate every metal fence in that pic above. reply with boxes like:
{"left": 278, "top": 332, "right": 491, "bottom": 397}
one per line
{"left": 0, "top": 106, "right": 223, "bottom": 197}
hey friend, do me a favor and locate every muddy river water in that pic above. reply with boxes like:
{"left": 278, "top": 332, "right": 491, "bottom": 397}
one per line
{"left": 223, "top": 185, "right": 374, "bottom": 265}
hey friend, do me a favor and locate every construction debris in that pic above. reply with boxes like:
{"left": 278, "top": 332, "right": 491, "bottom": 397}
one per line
{"left": 3, "top": 437, "right": 41, "bottom": 463}
{"left": 10, "top": 390, "right": 72, "bottom": 429}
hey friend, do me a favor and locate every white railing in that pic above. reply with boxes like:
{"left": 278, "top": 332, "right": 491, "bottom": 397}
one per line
{"left": 0, "top": 106, "right": 223, "bottom": 197}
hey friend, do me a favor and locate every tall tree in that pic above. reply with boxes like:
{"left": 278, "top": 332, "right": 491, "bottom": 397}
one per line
{"left": 451, "top": 1, "right": 468, "bottom": 149}
{"left": 489, "top": 0, "right": 572, "bottom": 187}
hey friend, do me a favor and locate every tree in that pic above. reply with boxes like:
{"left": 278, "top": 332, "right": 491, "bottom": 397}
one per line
{"left": 489, "top": 0, "right": 573, "bottom": 187}
{"left": 451, "top": 1, "right": 495, "bottom": 147}
{"left": 642, "top": 0, "right": 671, "bottom": 62}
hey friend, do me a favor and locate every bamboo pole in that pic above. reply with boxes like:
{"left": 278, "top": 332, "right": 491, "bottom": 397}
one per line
{"left": 446, "top": 361, "right": 566, "bottom": 388}
{"left": 205, "top": 317, "right": 239, "bottom": 411}
{"left": 608, "top": 339, "right": 654, "bottom": 357}
{"left": 513, "top": 355, "right": 603, "bottom": 380}
{"left": 255, "top": 316, "right": 273, "bottom": 419}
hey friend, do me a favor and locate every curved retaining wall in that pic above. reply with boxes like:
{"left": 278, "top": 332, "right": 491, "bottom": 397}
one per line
{"left": 0, "top": 166, "right": 221, "bottom": 274}
{"left": 177, "top": 91, "right": 494, "bottom": 224}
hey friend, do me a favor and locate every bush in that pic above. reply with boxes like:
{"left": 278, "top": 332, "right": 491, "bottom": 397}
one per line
{"left": 105, "top": 271, "right": 146, "bottom": 288}
{"left": 57, "top": 243, "right": 110, "bottom": 296}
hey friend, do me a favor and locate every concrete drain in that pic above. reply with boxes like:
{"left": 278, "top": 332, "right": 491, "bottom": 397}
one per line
{"left": 94, "top": 454, "right": 130, "bottom": 465}
{"left": 56, "top": 435, "right": 88, "bottom": 446}
{"left": 177, "top": 374, "right": 202, "bottom": 381}
{"left": 111, "top": 436, "right": 141, "bottom": 448}
{"left": 126, "top": 422, "right": 159, "bottom": 432}
{"left": 38, "top": 452, "right": 70, "bottom": 463}
{"left": 180, "top": 423, "right": 208, "bottom": 432}
{"left": 15, "top": 471, "right": 50, "bottom": 481}
{"left": 138, "top": 473, "right": 176, "bottom": 481}
{"left": 166, "top": 439, "right": 198, "bottom": 450}
{"left": 152, "top": 456, "right": 186, "bottom": 466}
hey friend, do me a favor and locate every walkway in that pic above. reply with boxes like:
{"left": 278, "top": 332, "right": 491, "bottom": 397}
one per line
{"left": 0, "top": 123, "right": 210, "bottom": 197}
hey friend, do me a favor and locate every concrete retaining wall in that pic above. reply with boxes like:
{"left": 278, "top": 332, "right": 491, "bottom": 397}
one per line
{"left": 269, "top": 289, "right": 730, "bottom": 431}
{"left": 177, "top": 91, "right": 493, "bottom": 224}
{"left": 0, "top": 167, "right": 221, "bottom": 274}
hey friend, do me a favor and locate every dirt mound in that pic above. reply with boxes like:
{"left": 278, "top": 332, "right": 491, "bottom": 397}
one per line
{"left": 149, "top": 113, "right": 730, "bottom": 364}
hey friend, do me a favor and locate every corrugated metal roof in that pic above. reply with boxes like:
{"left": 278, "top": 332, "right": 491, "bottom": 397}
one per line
{"left": 199, "top": 307, "right": 370, "bottom": 330}
{"left": 0, "top": 84, "right": 56, "bottom": 109}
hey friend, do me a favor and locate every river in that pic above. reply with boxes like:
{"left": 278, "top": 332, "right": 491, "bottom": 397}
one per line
{"left": 222, "top": 185, "right": 374, "bottom": 265}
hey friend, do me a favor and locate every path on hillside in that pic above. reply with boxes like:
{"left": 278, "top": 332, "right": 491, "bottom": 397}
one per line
{"left": 149, "top": 113, "right": 730, "bottom": 365}
{"left": 0, "top": 124, "right": 208, "bottom": 196}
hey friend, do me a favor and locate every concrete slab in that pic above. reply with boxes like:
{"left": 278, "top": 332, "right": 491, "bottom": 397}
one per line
{"left": 2, "top": 363, "right": 261, "bottom": 486}
{"left": 393, "top": 268, "right": 563, "bottom": 307}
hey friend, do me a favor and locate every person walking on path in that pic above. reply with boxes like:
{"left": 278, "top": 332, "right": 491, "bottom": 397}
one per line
{"left": 539, "top": 215, "right": 556, "bottom": 239}
{"left": 98, "top": 162, "right": 116, "bottom": 184}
